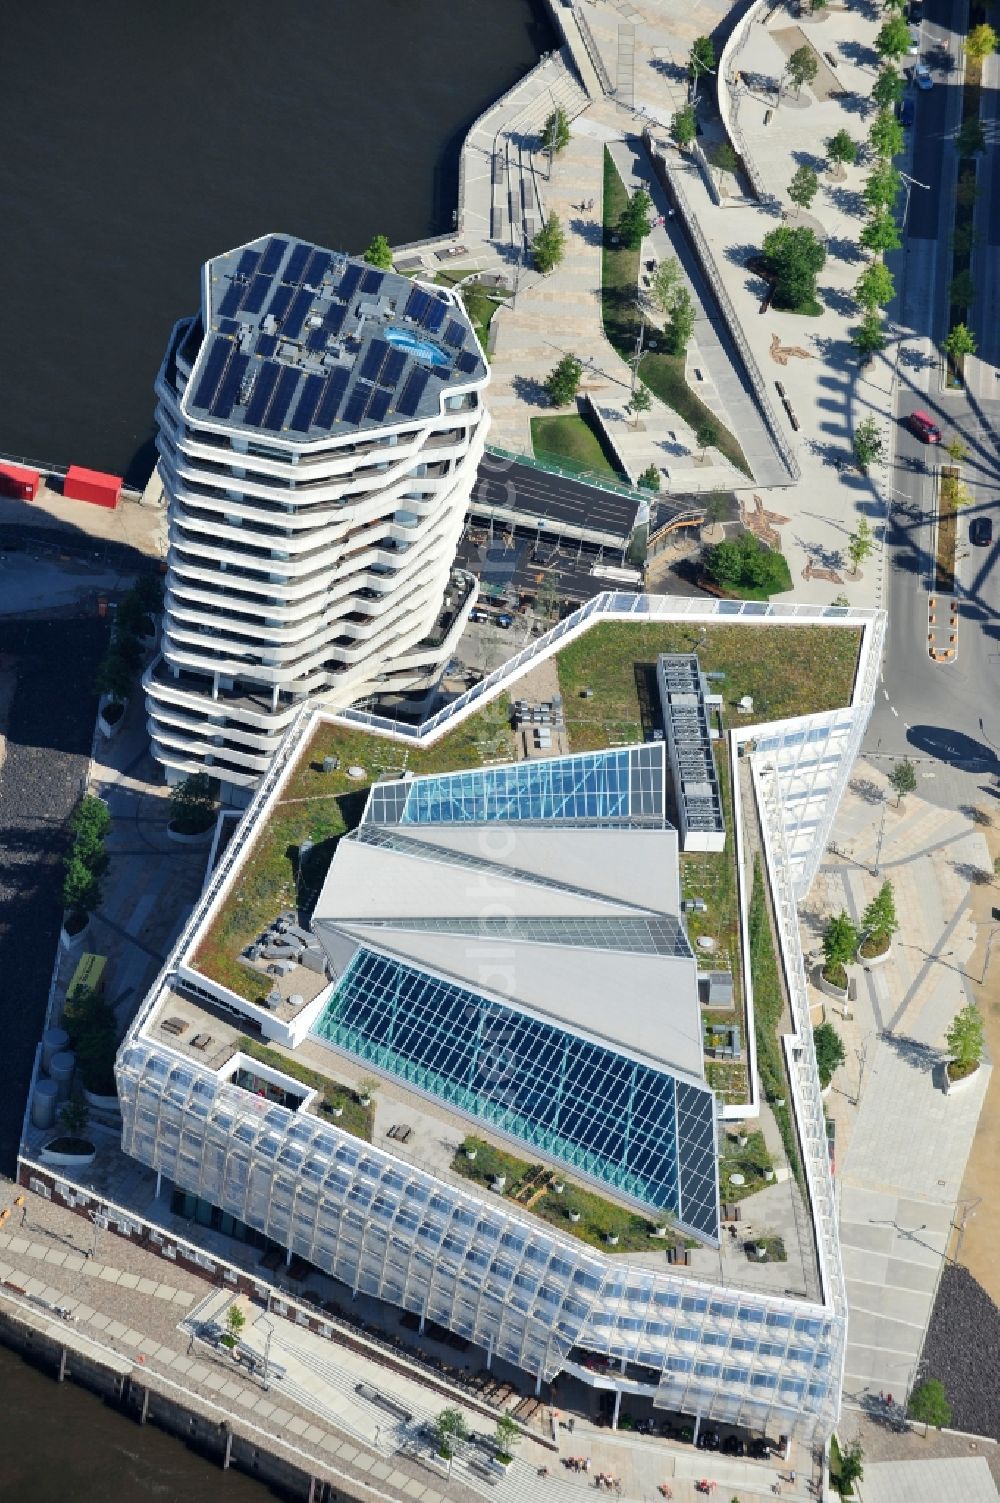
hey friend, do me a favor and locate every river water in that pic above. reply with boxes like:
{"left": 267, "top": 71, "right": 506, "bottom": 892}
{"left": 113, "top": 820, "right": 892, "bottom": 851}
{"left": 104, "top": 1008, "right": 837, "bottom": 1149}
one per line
{"left": 0, "top": 0, "right": 551, "bottom": 486}
{"left": 0, "top": 2, "right": 549, "bottom": 1492}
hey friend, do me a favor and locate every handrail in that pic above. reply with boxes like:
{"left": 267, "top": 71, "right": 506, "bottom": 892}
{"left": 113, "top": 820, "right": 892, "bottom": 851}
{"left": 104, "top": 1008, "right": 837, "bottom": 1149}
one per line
{"left": 718, "top": 0, "right": 775, "bottom": 205}
{"left": 570, "top": 3, "right": 614, "bottom": 95}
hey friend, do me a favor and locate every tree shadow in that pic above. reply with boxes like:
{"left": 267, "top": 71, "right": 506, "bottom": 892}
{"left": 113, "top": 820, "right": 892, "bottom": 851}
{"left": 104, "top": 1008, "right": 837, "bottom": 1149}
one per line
{"left": 818, "top": 284, "right": 858, "bottom": 317}
{"left": 826, "top": 234, "right": 867, "bottom": 264}
{"left": 879, "top": 1031, "right": 940, "bottom": 1072}
{"left": 569, "top": 216, "right": 604, "bottom": 247}
{"left": 512, "top": 373, "right": 548, "bottom": 405}
{"left": 828, "top": 184, "right": 867, "bottom": 218}
{"left": 952, "top": 860, "right": 993, "bottom": 888}
{"left": 650, "top": 55, "right": 688, "bottom": 83}
{"left": 791, "top": 148, "right": 828, "bottom": 172}
{"left": 898, "top": 344, "right": 939, "bottom": 371}
{"left": 838, "top": 38, "right": 879, "bottom": 68}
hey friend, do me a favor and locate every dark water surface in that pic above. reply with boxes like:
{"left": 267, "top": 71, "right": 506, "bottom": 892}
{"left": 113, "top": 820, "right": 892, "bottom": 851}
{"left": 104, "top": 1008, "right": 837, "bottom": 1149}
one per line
{"left": 0, "top": 0, "right": 551, "bottom": 485}
{"left": 0, "top": 1344, "right": 277, "bottom": 1502}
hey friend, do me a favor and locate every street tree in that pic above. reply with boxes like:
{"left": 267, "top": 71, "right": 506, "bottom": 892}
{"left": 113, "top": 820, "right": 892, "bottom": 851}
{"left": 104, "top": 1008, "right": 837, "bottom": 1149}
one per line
{"left": 670, "top": 104, "right": 697, "bottom": 150}
{"left": 943, "top": 322, "right": 977, "bottom": 361}
{"left": 435, "top": 1408, "right": 469, "bottom": 1461}
{"left": 869, "top": 108, "right": 904, "bottom": 161}
{"left": 57, "top": 1093, "right": 91, "bottom": 1142}
{"left": 666, "top": 284, "right": 696, "bottom": 354}
{"left": 822, "top": 910, "right": 858, "bottom": 987}
{"left": 946, "top": 1003, "right": 985, "bottom": 1072}
{"left": 853, "top": 416, "right": 884, "bottom": 471}
{"left": 860, "top": 208, "right": 902, "bottom": 257}
{"left": 618, "top": 188, "right": 653, "bottom": 249}
{"left": 532, "top": 213, "right": 566, "bottom": 273}
{"left": 945, "top": 435, "right": 968, "bottom": 463}
{"left": 847, "top": 516, "right": 875, "bottom": 572}
{"left": 852, "top": 311, "right": 887, "bottom": 358}
{"left": 638, "top": 464, "right": 661, "bottom": 491}
{"left": 862, "top": 879, "right": 899, "bottom": 947}
{"left": 838, "top": 1441, "right": 865, "bottom": 1495}
{"left": 494, "top": 1414, "right": 522, "bottom": 1464}
{"left": 170, "top": 772, "right": 217, "bottom": 835}
{"left": 544, "top": 353, "right": 583, "bottom": 406}
{"left": 908, "top": 1379, "right": 952, "bottom": 1434}
{"left": 875, "top": 15, "right": 911, "bottom": 59}
{"left": 222, "top": 1303, "right": 247, "bottom": 1351}
{"left": 651, "top": 256, "right": 682, "bottom": 315}
{"left": 872, "top": 65, "right": 904, "bottom": 109}
{"left": 826, "top": 128, "right": 858, "bottom": 170}
{"left": 96, "top": 648, "right": 134, "bottom": 706}
{"left": 630, "top": 384, "right": 653, "bottom": 425}
{"left": 70, "top": 797, "right": 111, "bottom": 872}
{"left": 761, "top": 224, "right": 826, "bottom": 310}
{"left": 705, "top": 532, "right": 789, "bottom": 595}
{"left": 785, "top": 45, "right": 819, "bottom": 95}
{"left": 788, "top": 163, "right": 819, "bottom": 209}
{"left": 62, "top": 852, "right": 102, "bottom": 918}
{"left": 966, "top": 22, "right": 998, "bottom": 61}
{"left": 952, "top": 221, "right": 980, "bottom": 256}
{"left": 696, "top": 420, "right": 719, "bottom": 461}
{"left": 704, "top": 491, "right": 730, "bottom": 526}
{"left": 956, "top": 116, "right": 986, "bottom": 156}
{"left": 864, "top": 160, "right": 902, "bottom": 211}
{"left": 813, "top": 1022, "right": 846, "bottom": 1088}
{"left": 362, "top": 235, "right": 393, "bottom": 270}
{"left": 888, "top": 757, "right": 917, "bottom": 804}
{"left": 950, "top": 269, "right": 976, "bottom": 308}
{"left": 711, "top": 141, "right": 740, "bottom": 180}
{"left": 541, "top": 106, "right": 571, "bottom": 156}
{"left": 956, "top": 173, "right": 979, "bottom": 208}
{"left": 855, "top": 260, "right": 896, "bottom": 310}
{"left": 689, "top": 35, "right": 716, "bottom": 80}
{"left": 883, "top": 0, "right": 907, "bottom": 11}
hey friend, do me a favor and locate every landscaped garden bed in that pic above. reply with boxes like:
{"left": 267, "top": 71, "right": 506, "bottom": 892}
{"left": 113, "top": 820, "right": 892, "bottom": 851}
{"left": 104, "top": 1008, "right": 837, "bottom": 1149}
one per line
{"left": 748, "top": 858, "right": 802, "bottom": 1186}
{"left": 236, "top": 1037, "right": 373, "bottom": 1141}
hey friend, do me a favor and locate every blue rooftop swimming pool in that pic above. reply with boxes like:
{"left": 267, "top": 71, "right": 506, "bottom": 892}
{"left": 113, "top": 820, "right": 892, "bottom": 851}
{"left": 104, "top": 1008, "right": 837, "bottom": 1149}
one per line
{"left": 385, "top": 326, "right": 450, "bottom": 367}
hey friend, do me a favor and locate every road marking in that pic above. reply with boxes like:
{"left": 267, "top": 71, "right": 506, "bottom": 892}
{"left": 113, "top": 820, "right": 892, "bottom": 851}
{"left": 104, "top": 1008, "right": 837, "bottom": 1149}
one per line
{"left": 883, "top": 688, "right": 890, "bottom": 701}
{"left": 891, "top": 706, "right": 899, "bottom": 717}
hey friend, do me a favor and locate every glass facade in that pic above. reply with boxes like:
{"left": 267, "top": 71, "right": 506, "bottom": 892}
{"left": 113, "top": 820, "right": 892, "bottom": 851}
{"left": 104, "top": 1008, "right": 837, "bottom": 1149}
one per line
{"left": 356, "top": 914, "right": 694, "bottom": 958}
{"left": 364, "top": 746, "right": 664, "bottom": 825}
{"left": 310, "top": 946, "right": 719, "bottom": 1239}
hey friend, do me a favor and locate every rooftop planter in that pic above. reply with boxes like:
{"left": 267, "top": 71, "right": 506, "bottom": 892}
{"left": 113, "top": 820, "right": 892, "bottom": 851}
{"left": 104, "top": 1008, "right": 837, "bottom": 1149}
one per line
{"left": 943, "top": 1058, "right": 981, "bottom": 1094}
{"left": 98, "top": 694, "right": 127, "bottom": 737}
{"left": 39, "top": 1137, "right": 96, "bottom": 1168}
{"left": 60, "top": 912, "right": 91, "bottom": 951}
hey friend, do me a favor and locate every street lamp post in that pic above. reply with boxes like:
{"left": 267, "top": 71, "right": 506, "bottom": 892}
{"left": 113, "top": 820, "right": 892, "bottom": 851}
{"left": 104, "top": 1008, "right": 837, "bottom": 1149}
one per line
{"left": 690, "top": 57, "right": 716, "bottom": 107}
{"left": 898, "top": 171, "right": 930, "bottom": 233}
{"left": 259, "top": 1315, "right": 274, "bottom": 1391}
{"left": 631, "top": 300, "right": 647, "bottom": 397}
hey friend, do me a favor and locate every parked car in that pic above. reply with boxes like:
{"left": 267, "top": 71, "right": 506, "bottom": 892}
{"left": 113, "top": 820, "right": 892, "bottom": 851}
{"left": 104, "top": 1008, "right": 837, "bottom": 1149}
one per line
{"left": 970, "top": 516, "right": 994, "bottom": 547}
{"left": 908, "top": 409, "right": 941, "bottom": 443}
{"left": 915, "top": 62, "right": 933, "bottom": 89}
{"left": 697, "top": 1430, "right": 721, "bottom": 1451}
{"left": 722, "top": 1436, "right": 747, "bottom": 1457}
{"left": 496, "top": 613, "right": 514, "bottom": 628}
{"left": 897, "top": 96, "right": 915, "bottom": 126}
{"left": 468, "top": 608, "right": 489, "bottom": 623}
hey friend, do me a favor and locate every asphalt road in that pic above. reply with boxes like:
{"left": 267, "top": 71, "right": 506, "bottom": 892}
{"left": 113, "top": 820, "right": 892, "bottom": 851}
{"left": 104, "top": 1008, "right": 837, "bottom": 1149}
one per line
{"left": 864, "top": 0, "right": 1000, "bottom": 809}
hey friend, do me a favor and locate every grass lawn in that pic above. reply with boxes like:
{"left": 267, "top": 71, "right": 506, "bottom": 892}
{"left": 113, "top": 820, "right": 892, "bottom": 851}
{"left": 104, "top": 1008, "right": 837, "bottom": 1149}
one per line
{"left": 556, "top": 620, "right": 861, "bottom": 752}
{"left": 192, "top": 697, "right": 512, "bottom": 1001}
{"left": 718, "top": 1127, "right": 774, "bottom": 1203}
{"left": 452, "top": 1137, "right": 689, "bottom": 1252}
{"left": 600, "top": 149, "right": 751, "bottom": 479}
{"left": 531, "top": 412, "right": 624, "bottom": 480}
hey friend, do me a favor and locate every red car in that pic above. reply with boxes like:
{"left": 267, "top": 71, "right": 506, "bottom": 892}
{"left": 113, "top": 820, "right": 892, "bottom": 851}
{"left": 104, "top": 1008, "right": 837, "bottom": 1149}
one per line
{"left": 909, "top": 409, "right": 941, "bottom": 443}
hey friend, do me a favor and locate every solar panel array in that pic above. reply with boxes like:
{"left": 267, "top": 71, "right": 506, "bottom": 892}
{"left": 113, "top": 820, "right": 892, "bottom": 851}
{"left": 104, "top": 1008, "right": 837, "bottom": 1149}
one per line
{"left": 193, "top": 236, "right": 484, "bottom": 437}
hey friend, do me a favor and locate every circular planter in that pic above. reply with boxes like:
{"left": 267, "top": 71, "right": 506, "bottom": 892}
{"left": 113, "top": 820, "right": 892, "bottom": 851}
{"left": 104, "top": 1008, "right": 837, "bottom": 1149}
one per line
{"left": 167, "top": 820, "right": 215, "bottom": 845}
{"left": 39, "top": 1138, "right": 96, "bottom": 1168}
{"left": 568, "top": 1210, "right": 581, "bottom": 1223}
{"left": 606, "top": 1233, "right": 620, "bottom": 1246}
{"left": 98, "top": 696, "right": 127, "bottom": 739}
{"left": 812, "top": 963, "right": 849, "bottom": 1001}
{"left": 858, "top": 938, "right": 892, "bottom": 969}
{"left": 943, "top": 1060, "right": 981, "bottom": 1095}
{"left": 60, "top": 913, "right": 91, "bottom": 951}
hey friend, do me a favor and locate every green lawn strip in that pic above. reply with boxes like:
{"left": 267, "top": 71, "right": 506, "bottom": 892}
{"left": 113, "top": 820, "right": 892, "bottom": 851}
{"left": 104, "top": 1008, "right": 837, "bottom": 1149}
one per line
{"left": 556, "top": 622, "right": 862, "bottom": 753}
{"left": 748, "top": 857, "right": 802, "bottom": 1186}
{"left": 531, "top": 413, "right": 624, "bottom": 480}
{"left": 193, "top": 698, "right": 512, "bottom": 1001}
{"left": 600, "top": 148, "right": 751, "bottom": 478}
{"left": 718, "top": 1127, "right": 774, "bottom": 1202}
{"left": 453, "top": 1136, "right": 689, "bottom": 1252}
{"left": 236, "top": 1036, "right": 373, "bottom": 1141}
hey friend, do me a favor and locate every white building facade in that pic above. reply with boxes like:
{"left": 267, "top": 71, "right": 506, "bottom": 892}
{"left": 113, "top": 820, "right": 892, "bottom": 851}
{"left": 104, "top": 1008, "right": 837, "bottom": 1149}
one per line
{"left": 145, "top": 234, "right": 489, "bottom": 794}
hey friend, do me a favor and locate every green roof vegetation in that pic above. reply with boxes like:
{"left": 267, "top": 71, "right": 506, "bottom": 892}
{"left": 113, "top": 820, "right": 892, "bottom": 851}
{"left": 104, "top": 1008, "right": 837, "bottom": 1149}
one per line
{"left": 531, "top": 412, "right": 624, "bottom": 480}
{"left": 236, "top": 1036, "right": 373, "bottom": 1141}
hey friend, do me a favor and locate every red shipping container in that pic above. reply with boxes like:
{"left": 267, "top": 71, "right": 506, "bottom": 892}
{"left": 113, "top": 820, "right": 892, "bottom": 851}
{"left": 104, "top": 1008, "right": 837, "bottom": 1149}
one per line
{"left": 0, "top": 462, "right": 41, "bottom": 501}
{"left": 64, "top": 465, "right": 122, "bottom": 510}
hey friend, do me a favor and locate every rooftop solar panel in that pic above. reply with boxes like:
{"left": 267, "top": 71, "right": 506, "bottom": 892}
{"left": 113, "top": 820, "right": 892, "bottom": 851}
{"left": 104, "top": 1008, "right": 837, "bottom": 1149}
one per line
{"left": 422, "top": 299, "right": 447, "bottom": 333}
{"left": 258, "top": 238, "right": 288, "bottom": 277}
{"left": 338, "top": 263, "right": 362, "bottom": 303}
{"left": 314, "top": 366, "right": 350, "bottom": 428}
{"left": 360, "top": 267, "right": 384, "bottom": 295}
{"left": 241, "top": 273, "right": 274, "bottom": 315}
{"left": 396, "top": 367, "right": 430, "bottom": 416}
{"left": 303, "top": 250, "right": 332, "bottom": 286}
{"left": 257, "top": 333, "right": 278, "bottom": 359}
{"left": 456, "top": 350, "right": 479, "bottom": 374}
{"left": 244, "top": 361, "right": 281, "bottom": 426}
{"left": 366, "top": 387, "right": 392, "bottom": 424}
{"left": 217, "top": 281, "right": 245, "bottom": 319}
{"left": 359, "top": 339, "right": 388, "bottom": 383}
{"left": 323, "top": 304, "right": 347, "bottom": 338}
{"left": 306, "top": 326, "right": 328, "bottom": 353}
{"left": 342, "top": 380, "right": 373, "bottom": 428}
{"left": 235, "top": 248, "right": 261, "bottom": 278}
{"left": 261, "top": 366, "right": 300, "bottom": 430}
{"left": 218, "top": 318, "right": 239, "bottom": 336}
{"left": 443, "top": 320, "right": 464, "bottom": 349}
{"left": 190, "top": 336, "right": 231, "bottom": 409}
{"left": 281, "top": 287, "right": 315, "bottom": 342}
{"left": 379, "top": 348, "right": 407, "bottom": 389}
{"left": 211, "top": 352, "right": 250, "bottom": 419}
{"left": 266, "top": 284, "right": 293, "bottom": 322}
{"left": 282, "top": 242, "right": 311, "bottom": 284}
{"left": 288, "top": 372, "right": 326, "bottom": 432}
{"left": 405, "top": 287, "right": 431, "bottom": 323}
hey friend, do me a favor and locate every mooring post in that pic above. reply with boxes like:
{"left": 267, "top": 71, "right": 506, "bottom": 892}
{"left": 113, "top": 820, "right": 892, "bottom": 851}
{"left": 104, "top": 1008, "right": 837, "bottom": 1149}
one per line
{"left": 57, "top": 1346, "right": 67, "bottom": 1383}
